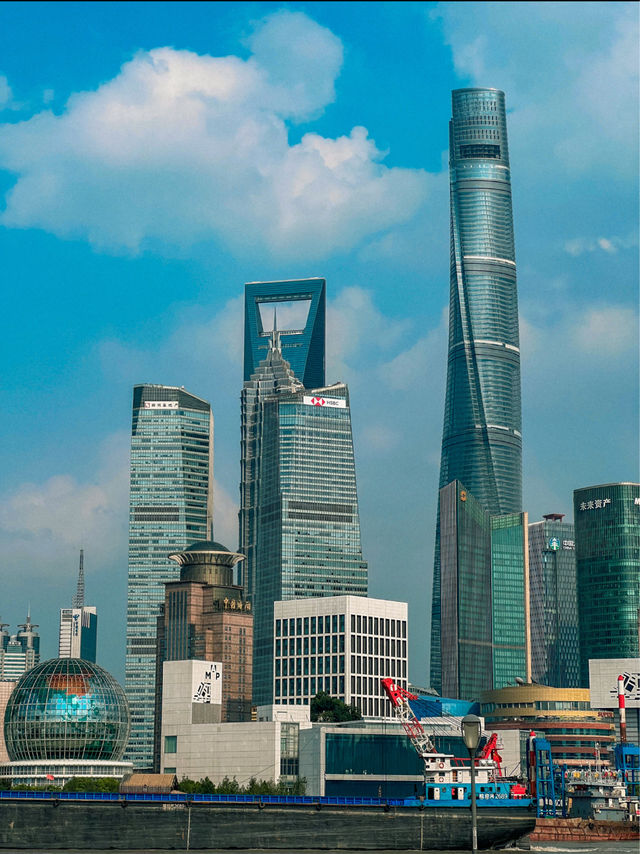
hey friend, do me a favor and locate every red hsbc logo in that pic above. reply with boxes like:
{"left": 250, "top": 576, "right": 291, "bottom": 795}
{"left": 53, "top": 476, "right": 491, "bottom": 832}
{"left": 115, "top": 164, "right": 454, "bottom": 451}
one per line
{"left": 303, "top": 395, "right": 346, "bottom": 409}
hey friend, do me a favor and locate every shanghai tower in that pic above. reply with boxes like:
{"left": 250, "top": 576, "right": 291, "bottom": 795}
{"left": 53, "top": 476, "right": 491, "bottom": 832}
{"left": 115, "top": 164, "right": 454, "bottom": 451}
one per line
{"left": 430, "top": 89, "right": 522, "bottom": 692}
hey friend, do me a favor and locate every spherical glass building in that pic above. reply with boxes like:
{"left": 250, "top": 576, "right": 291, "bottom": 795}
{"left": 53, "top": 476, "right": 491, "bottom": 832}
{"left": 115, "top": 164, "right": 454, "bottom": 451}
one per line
{"left": 1, "top": 658, "right": 132, "bottom": 786}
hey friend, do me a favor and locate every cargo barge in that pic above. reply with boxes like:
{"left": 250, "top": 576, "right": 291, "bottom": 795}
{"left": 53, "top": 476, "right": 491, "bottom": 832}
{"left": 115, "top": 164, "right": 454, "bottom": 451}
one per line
{"left": 0, "top": 790, "right": 536, "bottom": 850}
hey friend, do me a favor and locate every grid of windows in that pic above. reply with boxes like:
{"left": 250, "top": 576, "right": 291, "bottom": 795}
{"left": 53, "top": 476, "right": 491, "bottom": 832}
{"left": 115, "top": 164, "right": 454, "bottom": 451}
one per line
{"left": 529, "top": 520, "right": 580, "bottom": 688}
{"left": 273, "top": 601, "right": 406, "bottom": 718}
{"left": 125, "top": 384, "right": 212, "bottom": 769}
{"left": 252, "top": 379, "right": 368, "bottom": 706}
{"left": 491, "top": 513, "right": 528, "bottom": 690}
{"left": 431, "top": 88, "right": 522, "bottom": 693}
{"left": 574, "top": 484, "right": 640, "bottom": 686}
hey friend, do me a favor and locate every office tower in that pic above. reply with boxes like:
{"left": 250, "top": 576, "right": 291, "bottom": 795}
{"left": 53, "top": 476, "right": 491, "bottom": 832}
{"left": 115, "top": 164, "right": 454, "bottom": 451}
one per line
{"left": 58, "top": 549, "right": 98, "bottom": 662}
{"left": 126, "top": 384, "right": 213, "bottom": 769}
{"left": 431, "top": 89, "right": 522, "bottom": 692}
{"left": 244, "top": 278, "right": 326, "bottom": 388}
{"left": 0, "top": 614, "right": 40, "bottom": 680}
{"left": 240, "top": 327, "right": 304, "bottom": 601}
{"left": 243, "top": 334, "right": 367, "bottom": 706}
{"left": 153, "top": 541, "right": 252, "bottom": 770}
{"left": 439, "top": 481, "right": 492, "bottom": 699}
{"left": 528, "top": 514, "right": 580, "bottom": 687}
{"left": 274, "top": 596, "right": 407, "bottom": 718}
{"left": 574, "top": 483, "right": 640, "bottom": 686}
{"left": 490, "top": 512, "right": 530, "bottom": 690}
{"left": 440, "top": 481, "right": 529, "bottom": 699}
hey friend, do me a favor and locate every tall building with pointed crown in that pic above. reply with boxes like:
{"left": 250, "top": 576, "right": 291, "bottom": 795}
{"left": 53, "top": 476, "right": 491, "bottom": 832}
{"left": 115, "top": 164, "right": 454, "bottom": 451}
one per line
{"left": 0, "top": 613, "right": 40, "bottom": 680}
{"left": 59, "top": 549, "right": 98, "bottom": 662}
{"left": 240, "top": 319, "right": 367, "bottom": 706}
{"left": 431, "top": 89, "right": 523, "bottom": 693}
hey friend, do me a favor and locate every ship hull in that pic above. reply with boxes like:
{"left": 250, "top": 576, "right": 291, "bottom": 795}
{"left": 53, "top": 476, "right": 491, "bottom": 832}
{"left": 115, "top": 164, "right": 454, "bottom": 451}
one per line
{"left": 531, "top": 816, "right": 639, "bottom": 843}
{"left": 0, "top": 799, "right": 535, "bottom": 850}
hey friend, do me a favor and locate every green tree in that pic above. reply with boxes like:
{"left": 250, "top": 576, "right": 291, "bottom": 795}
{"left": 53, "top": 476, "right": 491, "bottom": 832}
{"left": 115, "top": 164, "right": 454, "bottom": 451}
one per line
{"left": 310, "top": 691, "right": 362, "bottom": 722}
{"left": 63, "top": 777, "right": 120, "bottom": 793}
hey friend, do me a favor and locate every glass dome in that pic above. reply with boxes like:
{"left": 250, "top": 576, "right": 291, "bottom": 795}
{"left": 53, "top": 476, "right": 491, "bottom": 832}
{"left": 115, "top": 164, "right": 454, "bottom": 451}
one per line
{"left": 4, "top": 658, "right": 130, "bottom": 762}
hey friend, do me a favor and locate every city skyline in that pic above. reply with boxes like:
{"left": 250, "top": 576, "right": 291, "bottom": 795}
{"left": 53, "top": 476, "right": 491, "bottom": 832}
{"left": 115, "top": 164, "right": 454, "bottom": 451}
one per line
{"left": 0, "top": 2, "right": 637, "bottom": 686}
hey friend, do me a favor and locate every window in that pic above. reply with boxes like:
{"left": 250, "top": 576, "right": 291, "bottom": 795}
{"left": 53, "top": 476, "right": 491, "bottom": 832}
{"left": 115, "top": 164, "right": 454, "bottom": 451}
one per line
{"left": 164, "top": 735, "right": 177, "bottom": 754}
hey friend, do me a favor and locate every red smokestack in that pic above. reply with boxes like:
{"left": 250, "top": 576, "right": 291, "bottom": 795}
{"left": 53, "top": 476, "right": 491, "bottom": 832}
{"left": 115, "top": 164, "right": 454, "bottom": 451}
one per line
{"left": 618, "top": 675, "right": 627, "bottom": 744}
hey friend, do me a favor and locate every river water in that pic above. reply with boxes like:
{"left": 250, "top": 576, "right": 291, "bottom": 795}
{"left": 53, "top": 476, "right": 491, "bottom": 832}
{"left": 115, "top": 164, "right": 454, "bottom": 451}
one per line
{"left": 3, "top": 845, "right": 638, "bottom": 854}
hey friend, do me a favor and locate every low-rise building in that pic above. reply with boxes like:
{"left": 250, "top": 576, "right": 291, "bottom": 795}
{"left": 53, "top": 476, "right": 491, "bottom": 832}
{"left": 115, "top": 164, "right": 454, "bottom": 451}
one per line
{"left": 480, "top": 683, "right": 615, "bottom": 769}
{"left": 274, "top": 596, "right": 408, "bottom": 718}
{"left": 159, "top": 660, "right": 310, "bottom": 786}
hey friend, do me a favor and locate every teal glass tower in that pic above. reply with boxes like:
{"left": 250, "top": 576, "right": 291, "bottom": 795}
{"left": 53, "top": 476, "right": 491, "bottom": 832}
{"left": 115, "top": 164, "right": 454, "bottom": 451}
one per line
{"left": 242, "top": 334, "right": 368, "bottom": 706}
{"left": 431, "top": 89, "right": 522, "bottom": 692}
{"left": 440, "top": 481, "right": 529, "bottom": 699}
{"left": 574, "top": 483, "right": 640, "bottom": 686}
{"left": 125, "top": 384, "right": 212, "bottom": 768}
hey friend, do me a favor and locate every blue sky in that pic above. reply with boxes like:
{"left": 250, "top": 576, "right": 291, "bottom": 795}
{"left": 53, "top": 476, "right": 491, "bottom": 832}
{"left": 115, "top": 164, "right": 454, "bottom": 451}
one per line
{"left": 1, "top": 1, "right": 637, "bottom": 686}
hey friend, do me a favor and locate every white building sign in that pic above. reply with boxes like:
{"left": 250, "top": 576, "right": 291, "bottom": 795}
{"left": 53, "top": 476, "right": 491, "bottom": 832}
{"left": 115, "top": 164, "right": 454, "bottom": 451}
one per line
{"left": 589, "top": 659, "right": 640, "bottom": 709}
{"left": 192, "top": 661, "right": 222, "bottom": 705}
{"left": 578, "top": 498, "right": 611, "bottom": 511}
{"left": 303, "top": 396, "right": 346, "bottom": 409}
{"left": 143, "top": 401, "right": 179, "bottom": 410}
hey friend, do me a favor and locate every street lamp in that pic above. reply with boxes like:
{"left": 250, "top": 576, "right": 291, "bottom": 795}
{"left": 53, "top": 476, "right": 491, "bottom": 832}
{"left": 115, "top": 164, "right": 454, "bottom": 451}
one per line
{"left": 461, "top": 714, "right": 482, "bottom": 854}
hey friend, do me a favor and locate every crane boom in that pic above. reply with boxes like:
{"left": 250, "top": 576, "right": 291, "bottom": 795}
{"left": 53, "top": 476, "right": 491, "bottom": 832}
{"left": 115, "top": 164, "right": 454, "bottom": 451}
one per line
{"left": 381, "top": 678, "right": 436, "bottom": 756}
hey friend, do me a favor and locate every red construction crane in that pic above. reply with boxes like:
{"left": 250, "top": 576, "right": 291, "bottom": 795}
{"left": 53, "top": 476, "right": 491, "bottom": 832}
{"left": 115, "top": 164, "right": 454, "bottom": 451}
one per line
{"left": 381, "top": 678, "right": 437, "bottom": 756}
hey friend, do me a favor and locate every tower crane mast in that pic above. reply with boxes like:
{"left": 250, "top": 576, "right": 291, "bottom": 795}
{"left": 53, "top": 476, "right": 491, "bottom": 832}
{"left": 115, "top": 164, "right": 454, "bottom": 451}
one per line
{"left": 381, "top": 678, "right": 436, "bottom": 756}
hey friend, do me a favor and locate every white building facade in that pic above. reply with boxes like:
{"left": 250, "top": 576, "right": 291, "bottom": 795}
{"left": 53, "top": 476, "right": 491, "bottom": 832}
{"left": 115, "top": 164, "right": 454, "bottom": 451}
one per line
{"left": 159, "top": 659, "right": 310, "bottom": 784}
{"left": 274, "top": 596, "right": 408, "bottom": 718}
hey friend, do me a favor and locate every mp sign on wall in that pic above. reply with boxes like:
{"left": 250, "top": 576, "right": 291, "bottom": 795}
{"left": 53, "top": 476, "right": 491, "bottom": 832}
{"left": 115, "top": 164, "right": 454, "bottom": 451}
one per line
{"left": 589, "top": 659, "right": 640, "bottom": 709}
{"left": 303, "top": 396, "right": 346, "bottom": 409}
{"left": 192, "top": 661, "right": 222, "bottom": 705}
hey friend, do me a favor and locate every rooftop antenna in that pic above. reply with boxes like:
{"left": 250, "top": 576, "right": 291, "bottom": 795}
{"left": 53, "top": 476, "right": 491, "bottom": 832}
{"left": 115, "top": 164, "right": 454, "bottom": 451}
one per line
{"left": 73, "top": 548, "right": 85, "bottom": 609}
{"left": 269, "top": 305, "right": 282, "bottom": 353}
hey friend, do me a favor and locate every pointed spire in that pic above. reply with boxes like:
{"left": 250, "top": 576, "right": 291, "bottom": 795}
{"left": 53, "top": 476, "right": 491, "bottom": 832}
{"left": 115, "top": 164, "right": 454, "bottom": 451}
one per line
{"left": 73, "top": 548, "right": 85, "bottom": 609}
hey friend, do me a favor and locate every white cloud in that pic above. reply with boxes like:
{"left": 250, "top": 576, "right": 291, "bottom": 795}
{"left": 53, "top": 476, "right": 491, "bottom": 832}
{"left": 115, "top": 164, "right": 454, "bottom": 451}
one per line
{"left": 434, "top": 2, "right": 639, "bottom": 178}
{"left": 0, "top": 10, "right": 431, "bottom": 258}
{"left": 0, "top": 432, "right": 129, "bottom": 579}
{"left": 564, "top": 233, "right": 638, "bottom": 257}
{"left": 521, "top": 302, "right": 638, "bottom": 360}
{"left": 0, "top": 75, "right": 12, "bottom": 109}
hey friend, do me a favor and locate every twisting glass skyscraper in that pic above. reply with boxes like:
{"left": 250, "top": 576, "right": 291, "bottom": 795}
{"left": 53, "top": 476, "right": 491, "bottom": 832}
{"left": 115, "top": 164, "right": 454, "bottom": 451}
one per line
{"left": 125, "top": 384, "right": 212, "bottom": 768}
{"left": 431, "top": 89, "right": 522, "bottom": 692}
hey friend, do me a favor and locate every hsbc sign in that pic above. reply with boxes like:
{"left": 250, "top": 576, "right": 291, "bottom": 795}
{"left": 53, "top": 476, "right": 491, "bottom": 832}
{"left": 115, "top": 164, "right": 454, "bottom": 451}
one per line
{"left": 303, "top": 395, "right": 346, "bottom": 409}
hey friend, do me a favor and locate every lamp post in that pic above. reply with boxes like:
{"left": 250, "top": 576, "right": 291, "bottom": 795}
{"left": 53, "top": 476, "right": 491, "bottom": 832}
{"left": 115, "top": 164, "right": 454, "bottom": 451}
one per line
{"left": 462, "top": 714, "right": 482, "bottom": 854}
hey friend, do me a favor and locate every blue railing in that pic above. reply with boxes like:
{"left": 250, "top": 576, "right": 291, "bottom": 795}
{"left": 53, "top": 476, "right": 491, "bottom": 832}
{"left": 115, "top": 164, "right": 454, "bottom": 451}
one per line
{"left": 0, "top": 789, "right": 531, "bottom": 808}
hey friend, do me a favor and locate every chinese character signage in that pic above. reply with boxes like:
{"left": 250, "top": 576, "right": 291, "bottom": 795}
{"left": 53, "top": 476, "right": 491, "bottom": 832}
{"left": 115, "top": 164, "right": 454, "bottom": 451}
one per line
{"left": 143, "top": 401, "right": 179, "bottom": 410}
{"left": 579, "top": 498, "right": 611, "bottom": 511}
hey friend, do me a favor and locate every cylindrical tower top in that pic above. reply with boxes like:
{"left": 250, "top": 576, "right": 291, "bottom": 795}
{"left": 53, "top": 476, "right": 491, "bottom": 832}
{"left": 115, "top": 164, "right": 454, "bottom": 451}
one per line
{"left": 168, "top": 540, "right": 245, "bottom": 586}
{"left": 451, "top": 88, "right": 509, "bottom": 167}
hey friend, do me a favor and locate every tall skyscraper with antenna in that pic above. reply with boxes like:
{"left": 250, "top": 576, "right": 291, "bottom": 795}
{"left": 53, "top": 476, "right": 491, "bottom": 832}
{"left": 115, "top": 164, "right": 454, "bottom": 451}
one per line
{"left": 241, "top": 281, "right": 367, "bottom": 706}
{"left": 59, "top": 548, "right": 98, "bottom": 662}
{"left": 430, "top": 89, "right": 523, "bottom": 693}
